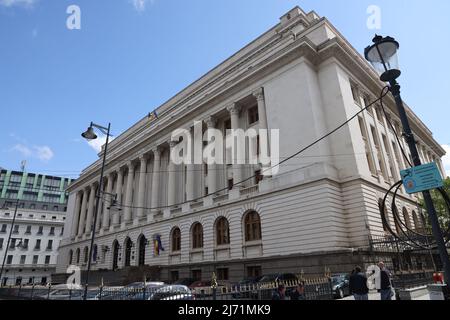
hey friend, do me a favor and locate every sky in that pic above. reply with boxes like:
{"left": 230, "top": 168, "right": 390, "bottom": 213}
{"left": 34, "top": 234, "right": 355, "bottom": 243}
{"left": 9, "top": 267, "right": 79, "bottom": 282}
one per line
{"left": 0, "top": 0, "right": 449, "bottom": 179}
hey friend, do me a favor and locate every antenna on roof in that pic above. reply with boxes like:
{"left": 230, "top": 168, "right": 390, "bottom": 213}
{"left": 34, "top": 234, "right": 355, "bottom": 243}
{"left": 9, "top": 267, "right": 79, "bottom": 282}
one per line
{"left": 20, "top": 160, "right": 27, "bottom": 172}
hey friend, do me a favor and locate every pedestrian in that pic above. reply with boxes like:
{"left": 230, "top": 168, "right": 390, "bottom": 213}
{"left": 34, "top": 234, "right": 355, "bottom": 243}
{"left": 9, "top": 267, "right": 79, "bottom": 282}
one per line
{"left": 378, "top": 262, "right": 394, "bottom": 300}
{"left": 349, "top": 266, "right": 369, "bottom": 300}
{"left": 272, "top": 284, "right": 287, "bottom": 300}
{"left": 290, "top": 282, "right": 306, "bottom": 300}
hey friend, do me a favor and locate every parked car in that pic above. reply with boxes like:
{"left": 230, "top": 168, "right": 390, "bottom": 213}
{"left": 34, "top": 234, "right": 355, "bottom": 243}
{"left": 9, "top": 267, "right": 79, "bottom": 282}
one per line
{"left": 148, "top": 285, "right": 194, "bottom": 300}
{"left": 331, "top": 273, "right": 350, "bottom": 299}
{"left": 173, "top": 278, "right": 195, "bottom": 286}
{"left": 189, "top": 280, "right": 228, "bottom": 298}
{"left": 258, "top": 273, "right": 298, "bottom": 284}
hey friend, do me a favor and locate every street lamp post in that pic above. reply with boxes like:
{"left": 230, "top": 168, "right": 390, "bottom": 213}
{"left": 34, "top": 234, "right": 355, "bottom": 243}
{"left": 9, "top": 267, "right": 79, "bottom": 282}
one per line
{"left": 81, "top": 122, "right": 111, "bottom": 300}
{"left": 0, "top": 198, "right": 20, "bottom": 286}
{"left": 365, "top": 35, "right": 450, "bottom": 289}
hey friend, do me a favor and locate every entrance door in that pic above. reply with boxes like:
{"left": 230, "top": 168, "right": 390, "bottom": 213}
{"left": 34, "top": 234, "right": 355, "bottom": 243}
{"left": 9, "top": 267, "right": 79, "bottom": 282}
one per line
{"left": 124, "top": 238, "right": 132, "bottom": 267}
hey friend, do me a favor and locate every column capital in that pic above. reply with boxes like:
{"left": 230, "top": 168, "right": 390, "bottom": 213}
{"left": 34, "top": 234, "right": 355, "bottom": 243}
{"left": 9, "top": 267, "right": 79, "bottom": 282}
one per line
{"left": 151, "top": 146, "right": 161, "bottom": 158}
{"left": 252, "top": 87, "right": 265, "bottom": 101}
{"left": 126, "top": 160, "right": 134, "bottom": 169}
{"left": 226, "top": 103, "right": 241, "bottom": 115}
{"left": 139, "top": 154, "right": 148, "bottom": 163}
{"left": 204, "top": 116, "right": 217, "bottom": 129}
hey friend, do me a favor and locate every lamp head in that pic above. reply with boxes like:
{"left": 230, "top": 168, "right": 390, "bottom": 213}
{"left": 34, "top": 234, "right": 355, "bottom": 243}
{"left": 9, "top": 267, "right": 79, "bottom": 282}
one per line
{"left": 81, "top": 125, "right": 97, "bottom": 141}
{"left": 365, "top": 34, "right": 401, "bottom": 82}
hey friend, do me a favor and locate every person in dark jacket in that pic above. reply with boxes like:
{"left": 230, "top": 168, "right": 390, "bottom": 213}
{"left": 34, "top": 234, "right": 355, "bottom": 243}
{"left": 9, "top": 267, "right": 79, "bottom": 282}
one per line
{"left": 272, "top": 284, "right": 287, "bottom": 300}
{"left": 349, "top": 266, "right": 369, "bottom": 300}
{"left": 290, "top": 282, "right": 306, "bottom": 300}
{"left": 378, "top": 262, "right": 393, "bottom": 300}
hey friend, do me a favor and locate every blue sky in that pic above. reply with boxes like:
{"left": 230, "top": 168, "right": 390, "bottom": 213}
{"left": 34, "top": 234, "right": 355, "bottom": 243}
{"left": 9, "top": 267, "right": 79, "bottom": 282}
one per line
{"left": 0, "top": 0, "right": 449, "bottom": 178}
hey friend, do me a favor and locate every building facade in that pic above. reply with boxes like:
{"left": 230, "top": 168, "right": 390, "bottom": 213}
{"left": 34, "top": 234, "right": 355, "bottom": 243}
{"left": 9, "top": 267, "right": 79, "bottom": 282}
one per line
{"left": 0, "top": 170, "right": 72, "bottom": 286}
{"left": 56, "top": 7, "right": 446, "bottom": 283}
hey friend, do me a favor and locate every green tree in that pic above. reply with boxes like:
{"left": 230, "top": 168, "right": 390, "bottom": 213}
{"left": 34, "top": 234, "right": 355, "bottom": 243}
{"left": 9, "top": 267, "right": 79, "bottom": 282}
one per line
{"left": 419, "top": 177, "right": 450, "bottom": 230}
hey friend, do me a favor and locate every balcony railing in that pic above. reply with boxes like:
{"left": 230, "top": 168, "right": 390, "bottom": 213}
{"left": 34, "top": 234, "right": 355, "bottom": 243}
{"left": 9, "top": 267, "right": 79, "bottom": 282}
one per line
{"left": 240, "top": 185, "right": 259, "bottom": 196}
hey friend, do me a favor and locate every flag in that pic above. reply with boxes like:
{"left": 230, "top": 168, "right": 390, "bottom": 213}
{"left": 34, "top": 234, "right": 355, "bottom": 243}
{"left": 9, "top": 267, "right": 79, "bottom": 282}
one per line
{"left": 153, "top": 234, "right": 164, "bottom": 256}
{"left": 148, "top": 110, "right": 158, "bottom": 122}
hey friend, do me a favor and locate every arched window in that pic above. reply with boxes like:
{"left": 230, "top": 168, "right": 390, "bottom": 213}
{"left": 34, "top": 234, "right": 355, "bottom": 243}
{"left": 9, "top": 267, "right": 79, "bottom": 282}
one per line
{"left": 124, "top": 238, "right": 132, "bottom": 267}
{"left": 402, "top": 207, "right": 412, "bottom": 229}
{"left": 112, "top": 240, "right": 119, "bottom": 270}
{"left": 378, "top": 198, "right": 390, "bottom": 232}
{"left": 192, "top": 223, "right": 203, "bottom": 249}
{"left": 76, "top": 248, "right": 80, "bottom": 264}
{"left": 138, "top": 235, "right": 147, "bottom": 266}
{"left": 93, "top": 244, "right": 98, "bottom": 262}
{"left": 244, "top": 211, "right": 261, "bottom": 242}
{"left": 172, "top": 228, "right": 181, "bottom": 252}
{"left": 68, "top": 250, "right": 73, "bottom": 265}
{"left": 216, "top": 217, "right": 230, "bottom": 246}
{"left": 83, "top": 247, "right": 89, "bottom": 263}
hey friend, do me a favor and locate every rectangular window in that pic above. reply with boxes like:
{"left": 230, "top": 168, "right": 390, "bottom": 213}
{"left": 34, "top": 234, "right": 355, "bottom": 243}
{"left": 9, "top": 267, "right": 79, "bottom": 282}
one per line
{"left": 247, "top": 266, "right": 262, "bottom": 278}
{"left": 0, "top": 238, "right": 3, "bottom": 249}
{"left": 191, "top": 269, "right": 202, "bottom": 281}
{"left": 7, "top": 255, "right": 13, "bottom": 265}
{"left": 23, "top": 239, "right": 29, "bottom": 249}
{"left": 351, "top": 84, "right": 360, "bottom": 104}
{"left": 47, "top": 240, "right": 53, "bottom": 251}
{"left": 37, "top": 226, "right": 43, "bottom": 235}
{"left": 216, "top": 268, "right": 229, "bottom": 281}
{"left": 45, "top": 256, "right": 51, "bottom": 265}
{"left": 382, "top": 134, "right": 396, "bottom": 180}
{"left": 228, "top": 179, "right": 234, "bottom": 191}
{"left": 10, "top": 238, "right": 16, "bottom": 249}
{"left": 35, "top": 239, "right": 41, "bottom": 250}
{"left": 170, "top": 271, "right": 179, "bottom": 282}
{"left": 25, "top": 226, "right": 32, "bottom": 234}
{"left": 49, "top": 227, "right": 55, "bottom": 236}
{"left": 13, "top": 225, "right": 19, "bottom": 234}
{"left": 1, "top": 224, "right": 7, "bottom": 233}
{"left": 20, "top": 255, "right": 26, "bottom": 265}
{"left": 248, "top": 106, "right": 259, "bottom": 125}
{"left": 32, "top": 255, "right": 38, "bottom": 265}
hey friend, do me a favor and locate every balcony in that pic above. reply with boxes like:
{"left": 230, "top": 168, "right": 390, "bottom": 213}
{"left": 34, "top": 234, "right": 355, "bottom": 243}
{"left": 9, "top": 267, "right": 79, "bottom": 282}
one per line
{"left": 213, "top": 194, "right": 229, "bottom": 204}
{"left": 240, "top": 185, "right": 259, "bottom": 196}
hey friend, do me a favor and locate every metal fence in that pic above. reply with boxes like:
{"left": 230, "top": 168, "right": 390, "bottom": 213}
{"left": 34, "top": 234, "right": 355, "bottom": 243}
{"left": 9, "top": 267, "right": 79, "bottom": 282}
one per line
{"left": 0, "top": 277, "right": 333, "bottom": 301}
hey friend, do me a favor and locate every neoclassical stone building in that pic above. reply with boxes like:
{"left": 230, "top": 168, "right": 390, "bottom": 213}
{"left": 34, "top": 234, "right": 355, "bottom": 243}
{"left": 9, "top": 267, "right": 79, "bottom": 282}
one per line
{"left": 56, "top": 7, "right": 446, "bottom": 283}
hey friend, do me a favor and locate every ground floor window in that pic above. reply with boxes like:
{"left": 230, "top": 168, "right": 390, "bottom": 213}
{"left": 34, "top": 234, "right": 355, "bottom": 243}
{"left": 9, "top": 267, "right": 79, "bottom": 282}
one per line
{"left": 247, "top": 266, "right": 262, "bottom": 278}
{"left": 191, "top": 269, "right": 202, "bottom": 281}
{"left": 170, "top": 271, "right": 179, "bottom": 282}
{"left": 216, "top": 268, "right": 229, "bottom": 281}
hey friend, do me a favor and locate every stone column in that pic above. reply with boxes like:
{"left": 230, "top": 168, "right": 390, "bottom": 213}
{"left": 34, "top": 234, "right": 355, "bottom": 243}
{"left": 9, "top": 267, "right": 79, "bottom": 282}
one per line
{"left": 253, "top": 88, "right": 268, "bottom": 131}
{"left": 205, "top": 117, "right": 217, "bottom": 194}
{"left": 71, "top": 192, "right": 81, "bottom": 238}
{"left": 77, "top": 188, "right": 88, "bottom": 236}
{"left": 102, "top": 172, "right": 114, "bottom": 230}
{"left": 150, "top": 148, "right": 161, "bottom": 221}
{"left": 85, "top": 184, "right": 96, "bottom": 234}
{"left": 123, "top": 161, "right": 135, "bottom": 223}
{"left": 113, "top": 168, "right": 124, "bottom": 225}
{"left": 136, "top": 155, "right": 148, "bottom": 218}
{"left": 227, "top": 104, "right": 243, "bottom": 188}
{"left": 186, "top": 128, "right": 195, "bottom": 201}
{"left": 167, "top": 141, "right": 177, "bottom": 206}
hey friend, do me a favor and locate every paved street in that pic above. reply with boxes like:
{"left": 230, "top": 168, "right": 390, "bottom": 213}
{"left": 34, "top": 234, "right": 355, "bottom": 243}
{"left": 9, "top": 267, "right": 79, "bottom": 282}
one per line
{"left": 340, "top": 290, "right": 431, "bottom": 300}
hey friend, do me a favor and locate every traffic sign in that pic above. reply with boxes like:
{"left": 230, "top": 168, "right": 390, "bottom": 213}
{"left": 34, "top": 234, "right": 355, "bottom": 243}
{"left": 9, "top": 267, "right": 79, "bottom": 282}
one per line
{"left": 400, "top": 162, "right": 443, "bottom": 194}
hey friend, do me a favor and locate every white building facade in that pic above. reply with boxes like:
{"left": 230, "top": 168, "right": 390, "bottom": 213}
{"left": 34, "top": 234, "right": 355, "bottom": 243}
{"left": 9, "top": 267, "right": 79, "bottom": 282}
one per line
{"left": 0, "top": 208, "right": 66, "bottom": 286}
{"left": 56, "top": 7, "right": 446, "bottom": 283}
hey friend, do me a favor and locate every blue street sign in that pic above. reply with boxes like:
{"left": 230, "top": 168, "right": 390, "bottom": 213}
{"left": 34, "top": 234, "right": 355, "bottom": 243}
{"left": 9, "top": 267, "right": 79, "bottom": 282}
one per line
{"left": 400, "top": 162, "right": 444, "bottom": 194}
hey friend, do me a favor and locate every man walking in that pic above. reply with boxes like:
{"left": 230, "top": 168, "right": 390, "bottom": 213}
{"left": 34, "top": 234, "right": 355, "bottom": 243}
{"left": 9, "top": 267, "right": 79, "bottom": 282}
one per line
{"left": 378, "top": 262, "right": 393, "bottom": 300}
{"left": 349, "top": 266, "right": 369, "bottom": 300}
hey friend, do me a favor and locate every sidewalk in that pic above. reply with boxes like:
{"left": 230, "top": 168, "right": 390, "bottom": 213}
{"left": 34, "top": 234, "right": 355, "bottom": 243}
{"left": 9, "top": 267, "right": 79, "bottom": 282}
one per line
{"left": 340, "top": 290, "right": 430, "bottom": 300}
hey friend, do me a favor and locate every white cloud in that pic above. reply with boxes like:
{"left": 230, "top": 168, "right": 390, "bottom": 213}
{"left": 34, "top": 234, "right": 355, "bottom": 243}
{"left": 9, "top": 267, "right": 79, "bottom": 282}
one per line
{"left": 34, "top": 145, "right": 54, "bottom": 161}
{"left": 12, "top": 144, "right": 32, "bottom": 157}
{"left": 442, "top": 144, "right": 450, "bottom": 178}
{"left": 86, "top": 135, "right": 114, "bottom": 153}
{"left": 11, "top": 143, "right": 54, "bottom": 162}
{"left": 130, "top": 0, "right": 154, "bottom": 12}
{"left": 0, "top": 0, "right": 37, "bottom": 8}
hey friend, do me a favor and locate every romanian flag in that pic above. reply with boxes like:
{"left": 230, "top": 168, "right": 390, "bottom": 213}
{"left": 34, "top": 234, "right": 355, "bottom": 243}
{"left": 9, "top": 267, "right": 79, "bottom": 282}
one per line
{"left": 153, "top": 234, "right": 165, "bottom": 256}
